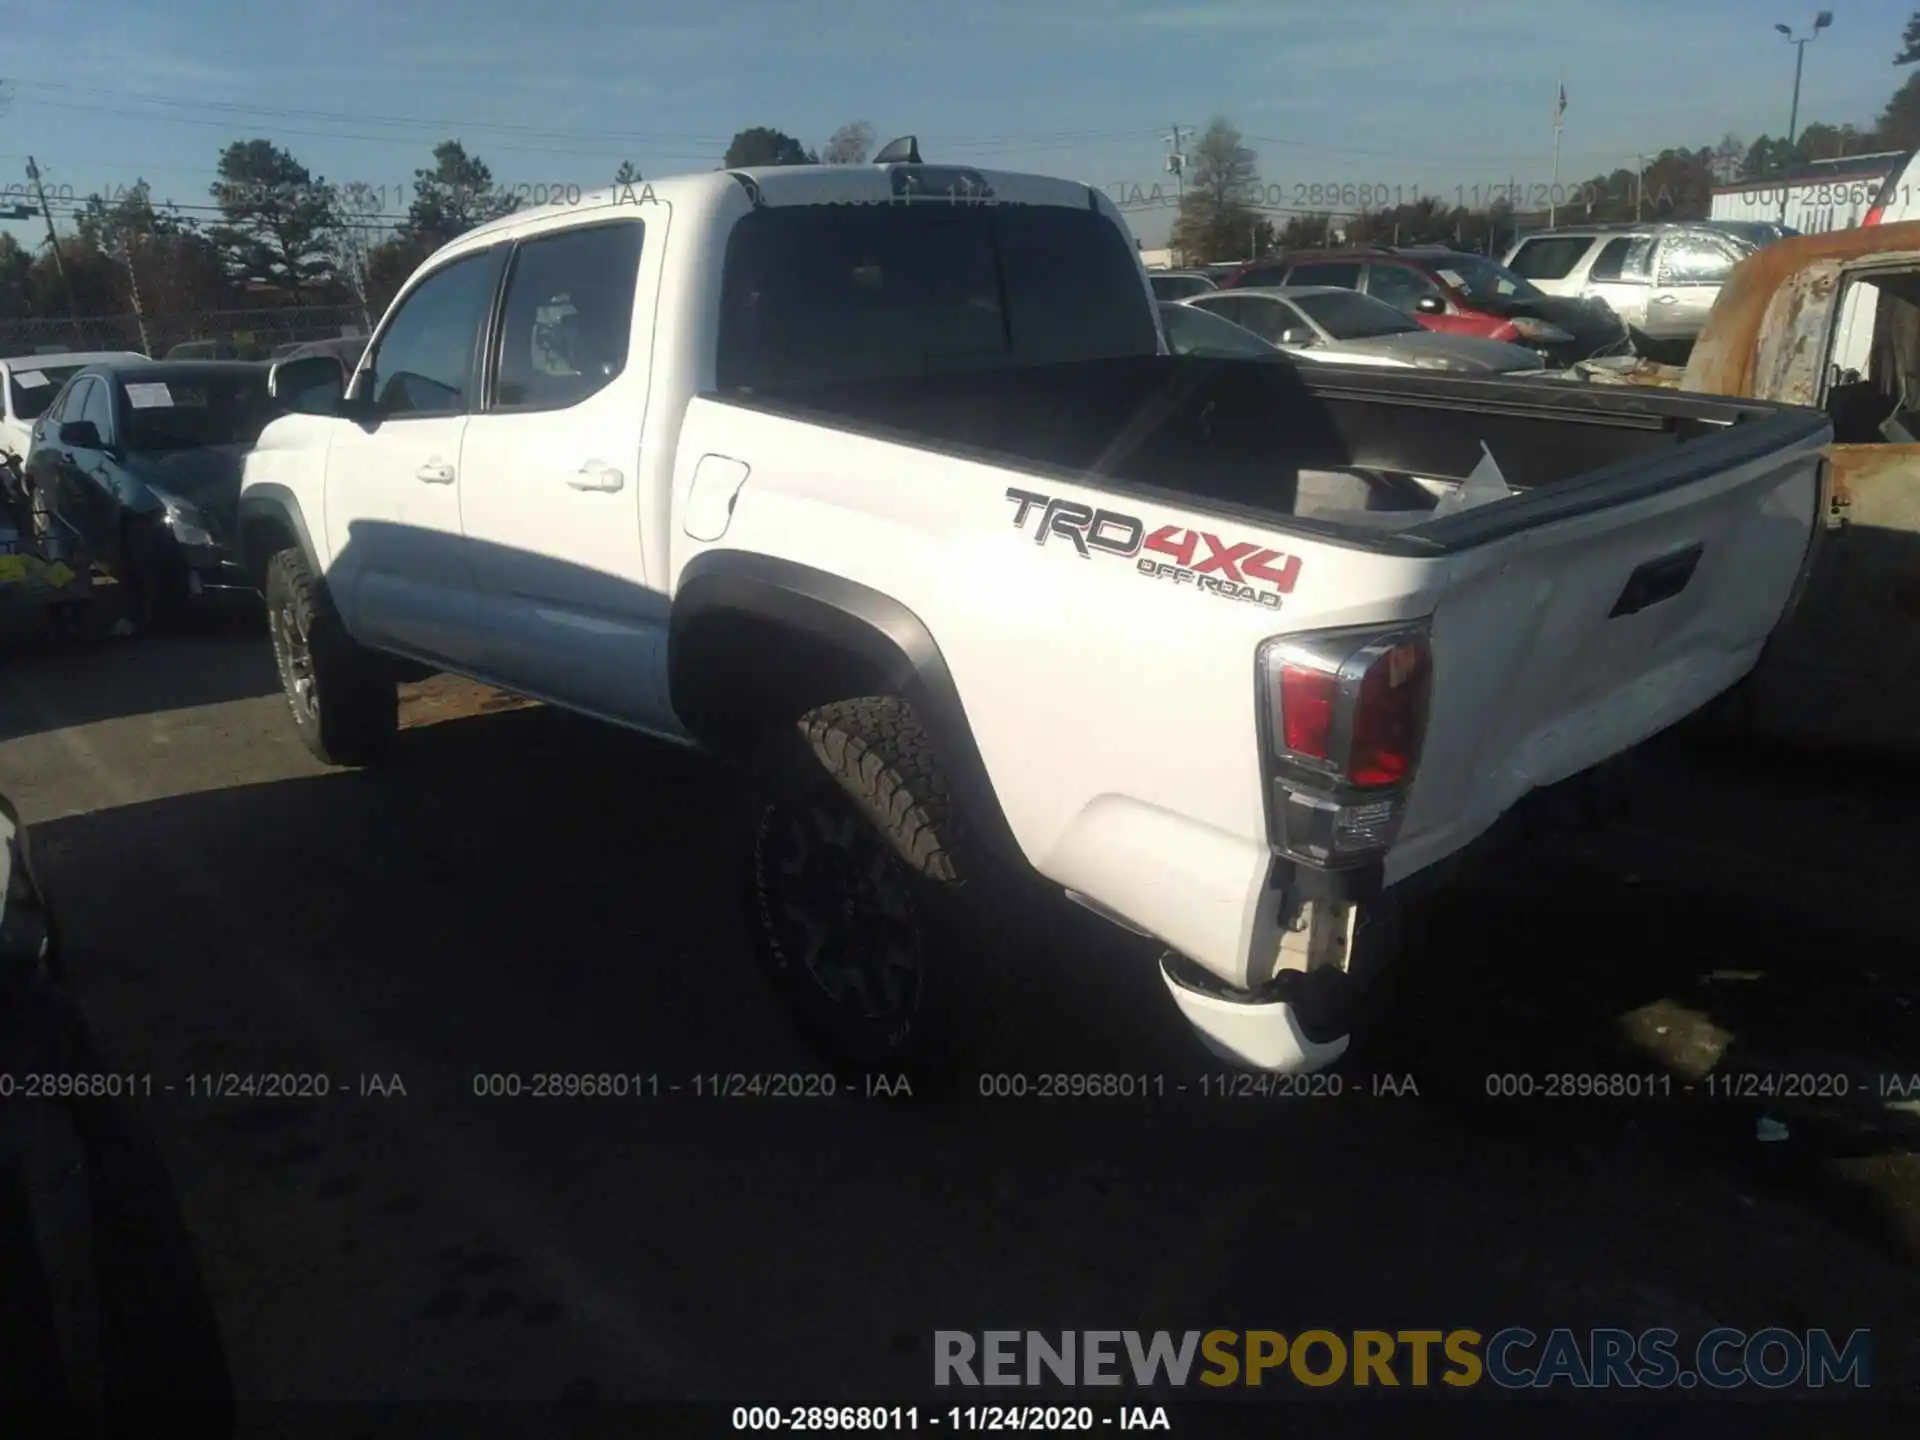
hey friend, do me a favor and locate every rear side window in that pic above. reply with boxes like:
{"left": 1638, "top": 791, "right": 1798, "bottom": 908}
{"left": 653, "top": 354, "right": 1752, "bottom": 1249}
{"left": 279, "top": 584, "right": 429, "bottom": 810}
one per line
{"left": 493, "top": 221, "right": 646, "bottom": 411}
{"left": 1657, "top": 234, "right": 1745, "bottom": 285}
{"left": 1284, "top": 261, "right": 1361, "bottom": 289}
{"left": 1506, "top": 236, "right": 1594, "bottom": 281}
{"left": 716, "top": 203, "right": 1157, "bottom": 388}
{"left": 1586, "top": 237, "right": 1640, "bottom": 282}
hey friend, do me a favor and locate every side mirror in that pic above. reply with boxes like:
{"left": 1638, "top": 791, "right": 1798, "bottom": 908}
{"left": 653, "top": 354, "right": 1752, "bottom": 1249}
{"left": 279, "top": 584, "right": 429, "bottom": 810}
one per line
{"left": 267, "top": 354, "right": 347, "bottom": 416}
{"left": 1414, "top": 295, "right": 1446, "bottom": 315}
{"left": 1278, "top": 327, "right": 1315, "bottom": 347}
{"left": 58, "top": 420, "right": 102, "bottom": 449}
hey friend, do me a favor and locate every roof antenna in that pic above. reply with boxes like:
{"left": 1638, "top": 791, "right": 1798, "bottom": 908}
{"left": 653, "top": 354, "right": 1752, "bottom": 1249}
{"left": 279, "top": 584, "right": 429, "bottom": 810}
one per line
{"left": 872, "top": 135, "right": 921, "bottom": 164}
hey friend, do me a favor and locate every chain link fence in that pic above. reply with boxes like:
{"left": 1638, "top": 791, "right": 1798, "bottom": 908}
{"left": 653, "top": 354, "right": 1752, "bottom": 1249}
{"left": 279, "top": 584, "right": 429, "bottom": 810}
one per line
{"left": 0, "top": 305, "right": 369, "bottom": 361}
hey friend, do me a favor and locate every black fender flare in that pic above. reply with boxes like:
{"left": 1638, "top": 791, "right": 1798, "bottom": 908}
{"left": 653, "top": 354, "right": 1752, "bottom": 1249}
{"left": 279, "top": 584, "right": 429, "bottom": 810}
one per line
{"left": 668, "top": 552, "right": 1024, "bottom": 868}
{"left": 235, "top": 484, "right": 319, "bottom": 584}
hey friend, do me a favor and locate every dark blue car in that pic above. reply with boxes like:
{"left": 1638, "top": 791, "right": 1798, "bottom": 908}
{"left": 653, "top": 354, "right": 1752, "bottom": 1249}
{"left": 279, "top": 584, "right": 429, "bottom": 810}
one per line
{"left": 23, "top": 361, "right": 278, "bottom": 628}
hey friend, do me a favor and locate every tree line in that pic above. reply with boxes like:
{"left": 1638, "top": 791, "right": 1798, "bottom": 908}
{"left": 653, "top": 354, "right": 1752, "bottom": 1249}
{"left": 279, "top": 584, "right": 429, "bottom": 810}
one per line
{"left": 1172, "top": 11, "right": 1920, "bottom": 264}
{"left": 0, "top": 120, "right": 879, "bottom": 328}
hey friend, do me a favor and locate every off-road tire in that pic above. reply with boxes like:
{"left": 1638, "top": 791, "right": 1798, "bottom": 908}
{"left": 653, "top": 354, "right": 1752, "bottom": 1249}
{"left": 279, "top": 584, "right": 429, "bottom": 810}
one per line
{"left": 745, "top": 697, "right": 974, "bottom": 1084}
{"left": 265, "top": 546, "right": 397, "bottom": 767}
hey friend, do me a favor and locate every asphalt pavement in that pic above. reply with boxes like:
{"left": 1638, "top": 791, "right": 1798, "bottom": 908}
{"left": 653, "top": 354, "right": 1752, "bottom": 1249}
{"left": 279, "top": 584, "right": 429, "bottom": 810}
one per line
{"left": 1, "top": 624, "right": 1916, "bottom": 1422}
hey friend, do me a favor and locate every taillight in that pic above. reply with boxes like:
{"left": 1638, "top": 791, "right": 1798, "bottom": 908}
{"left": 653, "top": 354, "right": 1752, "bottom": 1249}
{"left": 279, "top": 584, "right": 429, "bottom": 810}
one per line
{"left": 1279, "top": 666, "right": 1336, "bottom": 757}
{"left": 1258, "top": 623, "right": 1434, "bottom": 867}
{"left": 1349, "top": 639, "right": 1431, "bottom": 785}
{"left": 1864, "top": 205, "right": 1886, "bottom": 227}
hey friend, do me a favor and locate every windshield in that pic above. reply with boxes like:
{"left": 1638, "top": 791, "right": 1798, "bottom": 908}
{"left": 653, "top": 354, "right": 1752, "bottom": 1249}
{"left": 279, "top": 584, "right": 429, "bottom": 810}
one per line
{"left": 8, "top": 364, "right": 85, "bottom": 421}
{"left": 1289, "top": 291, "right": 1424, "bottom": 339}
{"left": 120, "top": 375, "right": 278, "bottom": 451}
{"left": 1428, "top": 255, "right": 1543, "bottom": 305}
{"left": 1159, "top": 302, "right": 1279, "bottom": 358}
{"left": 716, "top": 202, "right": 1160, "bottom": 388}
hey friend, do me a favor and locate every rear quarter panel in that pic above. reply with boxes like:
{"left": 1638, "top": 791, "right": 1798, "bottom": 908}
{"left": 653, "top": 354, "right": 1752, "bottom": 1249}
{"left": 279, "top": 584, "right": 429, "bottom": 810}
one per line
{"left": 667, "top": 397, "right": 1445, "bottom": 988}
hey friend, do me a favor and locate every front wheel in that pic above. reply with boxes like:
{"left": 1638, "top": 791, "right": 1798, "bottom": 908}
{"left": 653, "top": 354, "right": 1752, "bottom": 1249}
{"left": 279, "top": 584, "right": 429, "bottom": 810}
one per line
{"left": 744, "top": 698, "right": 973, "bottom": 1080}
{"left": 264, "top": 546, "right": 397, "bottom": 767}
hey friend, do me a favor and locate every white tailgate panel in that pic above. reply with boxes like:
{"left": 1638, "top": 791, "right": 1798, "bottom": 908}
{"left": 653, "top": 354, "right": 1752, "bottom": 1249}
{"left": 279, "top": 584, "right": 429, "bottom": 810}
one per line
{"left": 1394, "top": 442, "right": 1821, "bottom": 881}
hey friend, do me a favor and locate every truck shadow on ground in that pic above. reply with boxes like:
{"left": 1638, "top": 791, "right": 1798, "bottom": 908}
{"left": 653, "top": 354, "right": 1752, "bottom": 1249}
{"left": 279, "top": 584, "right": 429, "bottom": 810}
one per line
{"left": 19, "top": 698, "right": 1920, "bottom": 1399}
{"left": 28, "top": 697, "right": 1920, "bottom": 1265}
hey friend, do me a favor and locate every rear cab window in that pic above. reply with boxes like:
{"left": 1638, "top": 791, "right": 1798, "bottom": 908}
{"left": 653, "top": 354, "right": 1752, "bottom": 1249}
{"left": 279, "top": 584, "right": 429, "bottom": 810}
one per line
{"left": 715, "top": 201, "right": 1159, "bottom": 388}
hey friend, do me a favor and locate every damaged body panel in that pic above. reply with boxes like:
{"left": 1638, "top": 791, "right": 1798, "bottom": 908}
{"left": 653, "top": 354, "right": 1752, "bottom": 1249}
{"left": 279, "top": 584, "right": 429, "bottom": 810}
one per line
{"left": 1641, "top": 222, "right": 1920, "bottom": 754}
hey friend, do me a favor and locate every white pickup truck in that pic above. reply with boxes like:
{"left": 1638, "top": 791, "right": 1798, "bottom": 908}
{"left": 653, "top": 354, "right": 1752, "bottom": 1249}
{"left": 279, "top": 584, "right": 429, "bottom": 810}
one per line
{"left": 238, "top": 143, "right": 1833, "bottom": 1075}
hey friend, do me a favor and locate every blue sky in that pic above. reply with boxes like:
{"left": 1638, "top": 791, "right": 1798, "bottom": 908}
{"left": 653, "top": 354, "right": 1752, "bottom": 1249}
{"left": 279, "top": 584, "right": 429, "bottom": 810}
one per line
{"left": 0, "top": 0, "right": 1913, "bottom": 250}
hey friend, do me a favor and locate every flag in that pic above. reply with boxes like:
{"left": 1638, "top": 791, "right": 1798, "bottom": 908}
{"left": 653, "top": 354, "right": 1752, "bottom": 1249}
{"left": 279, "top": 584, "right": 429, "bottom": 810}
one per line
{"left": 1556, "top": 81, "right": 1567, "bottom": 128}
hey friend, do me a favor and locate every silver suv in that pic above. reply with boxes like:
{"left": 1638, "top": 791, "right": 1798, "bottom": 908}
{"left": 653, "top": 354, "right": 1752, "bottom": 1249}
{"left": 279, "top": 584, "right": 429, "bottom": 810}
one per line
{"left": 1501, "top": 223, "right": 1754, "bottom": 351}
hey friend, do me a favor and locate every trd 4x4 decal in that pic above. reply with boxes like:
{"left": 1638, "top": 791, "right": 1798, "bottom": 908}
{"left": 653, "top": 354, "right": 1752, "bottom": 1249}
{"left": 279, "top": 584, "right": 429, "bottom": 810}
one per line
{"left": 1004, "top": 487, "right": 1300, "bottom": 610}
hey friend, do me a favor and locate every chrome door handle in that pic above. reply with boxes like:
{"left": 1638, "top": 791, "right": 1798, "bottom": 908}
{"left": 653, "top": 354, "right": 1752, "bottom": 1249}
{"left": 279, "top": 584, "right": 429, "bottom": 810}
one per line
{"left": 414, "top": 461, "right": 455, "bottom": 483}
{"left": 567, "top": 462, "right": 624, "bottom": 492}
{"left": 1653, "top": 294, "right": 1678, "bottom": 305}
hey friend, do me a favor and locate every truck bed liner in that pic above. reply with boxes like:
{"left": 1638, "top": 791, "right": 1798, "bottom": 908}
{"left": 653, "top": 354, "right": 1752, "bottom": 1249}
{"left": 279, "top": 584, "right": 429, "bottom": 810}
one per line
{"left": 716, "top": 355, "right": 1829, "bottom": 554}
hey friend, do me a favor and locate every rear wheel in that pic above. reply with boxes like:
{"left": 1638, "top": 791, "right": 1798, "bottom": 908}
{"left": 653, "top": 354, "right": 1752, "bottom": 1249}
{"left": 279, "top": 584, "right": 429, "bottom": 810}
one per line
{"left": 745, "top": 698, "right": 973, "bottom": 1081}
{"left": 265, "top": 546, "right": 397, "bottom": 766}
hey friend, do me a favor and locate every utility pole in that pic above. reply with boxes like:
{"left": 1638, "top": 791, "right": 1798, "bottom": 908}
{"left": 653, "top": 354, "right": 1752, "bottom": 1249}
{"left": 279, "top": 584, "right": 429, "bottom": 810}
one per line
{"left": 1549, "top": 72, "right": 1566, "bottom": 227}
{"left": 1635, "top": 153, "right": 1645, "bottom": 220}
{"left": 118, "top": 233, "right": 151, "bottom": 356}
{"left": 1775, "top": 12, "right": 1834, "bottom": 222}
{"left": 26, "top": 157, "right": 77, "bottom": 317}
{"left": 1163, "top": 124, "right": 1192, "bottom": 205}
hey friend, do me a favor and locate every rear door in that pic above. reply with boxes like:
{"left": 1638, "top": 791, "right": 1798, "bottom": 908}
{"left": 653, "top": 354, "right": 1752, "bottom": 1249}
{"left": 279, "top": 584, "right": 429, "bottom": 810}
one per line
{"left": 457, "top": 214, "right": 681, "bottom": 734}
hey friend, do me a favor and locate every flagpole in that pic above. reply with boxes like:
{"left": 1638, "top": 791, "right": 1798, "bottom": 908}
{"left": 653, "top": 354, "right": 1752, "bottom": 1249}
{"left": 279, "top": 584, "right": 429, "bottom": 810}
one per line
{"left": 1549, "top": 72, "right": 1564, "bottom": 227}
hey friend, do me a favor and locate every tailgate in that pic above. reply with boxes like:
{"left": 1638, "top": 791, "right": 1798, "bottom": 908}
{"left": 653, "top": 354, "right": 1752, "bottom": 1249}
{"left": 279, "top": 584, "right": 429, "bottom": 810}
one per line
{"left": 1388, "top": 418, "right": 1830, "bottom": 883}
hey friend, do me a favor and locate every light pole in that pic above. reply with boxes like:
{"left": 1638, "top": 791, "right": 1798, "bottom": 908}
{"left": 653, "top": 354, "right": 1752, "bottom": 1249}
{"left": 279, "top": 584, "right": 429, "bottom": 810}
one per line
{"left": 1775, "top": 11, "right": 1833, "bottom": 219}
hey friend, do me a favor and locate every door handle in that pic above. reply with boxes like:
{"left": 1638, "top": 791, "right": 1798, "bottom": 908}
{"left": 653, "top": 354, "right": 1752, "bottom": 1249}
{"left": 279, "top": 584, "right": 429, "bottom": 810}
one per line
{"left": 1653, "top": 294, "right": 1678, "bottom": 305}
{"left": 414, "top": 461, "right": 455, "bottom": 484}
{"left": 567, "top": 462, "right": 624, "bottom": 492}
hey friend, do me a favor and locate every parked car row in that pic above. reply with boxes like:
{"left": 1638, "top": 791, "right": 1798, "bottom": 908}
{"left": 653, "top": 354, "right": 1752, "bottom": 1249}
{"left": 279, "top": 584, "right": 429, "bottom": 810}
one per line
{"left": 1212, "top": 246, "right": 1632, "bottom": 366}
{"left": 1149, "top": 219, "right": 1806, "bottom": 366}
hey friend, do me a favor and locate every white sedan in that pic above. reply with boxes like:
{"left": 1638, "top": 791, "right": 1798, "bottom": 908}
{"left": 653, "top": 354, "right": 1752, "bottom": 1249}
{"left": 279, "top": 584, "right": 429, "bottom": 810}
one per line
{"left": 1176, "top": 286, "right": 1548, "bottom": 373}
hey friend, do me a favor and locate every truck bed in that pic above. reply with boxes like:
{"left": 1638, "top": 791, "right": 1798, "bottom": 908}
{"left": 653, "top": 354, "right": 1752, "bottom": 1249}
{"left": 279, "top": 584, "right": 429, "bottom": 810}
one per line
{"left": 718, "top": 355, "right": 1829, "bottom": 552}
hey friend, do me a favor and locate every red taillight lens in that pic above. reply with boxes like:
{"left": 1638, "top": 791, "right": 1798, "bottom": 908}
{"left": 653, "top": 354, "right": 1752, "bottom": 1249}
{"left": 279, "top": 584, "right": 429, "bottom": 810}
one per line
{"left": 1279, "top": 664, "right": 1337, "bottom": 758}
{"left": 1266, "top": 626, "right": 1433, "bottom": 787}
{"left": 1348, "top": 640, "right": 1432, "bottom": 786}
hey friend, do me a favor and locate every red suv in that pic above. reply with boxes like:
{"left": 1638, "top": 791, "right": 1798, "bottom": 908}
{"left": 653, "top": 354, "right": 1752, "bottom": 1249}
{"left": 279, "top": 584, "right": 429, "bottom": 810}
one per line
{"left": 1220, "top": 248, "right": 1629, "bottom": 365}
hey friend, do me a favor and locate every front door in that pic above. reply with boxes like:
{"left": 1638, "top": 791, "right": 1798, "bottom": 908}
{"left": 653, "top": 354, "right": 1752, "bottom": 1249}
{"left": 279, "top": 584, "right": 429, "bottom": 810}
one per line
{"left": 1643, "top": 232, "right": 1744, "bottom": 341}
{"left": 457, "top": 214, "right": 681, "bottom": 735}
{"left": 1580, "top": 235, "right": 1654, "bottom": 332}
{"left": 1750, "top": 262, "right": 1920, "bottom": 752}
{"left": 322, "top": 246, "right": 504, "bottom": 668}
